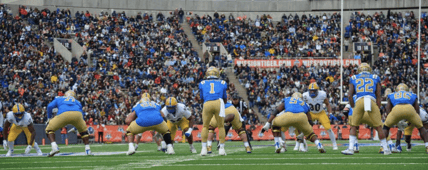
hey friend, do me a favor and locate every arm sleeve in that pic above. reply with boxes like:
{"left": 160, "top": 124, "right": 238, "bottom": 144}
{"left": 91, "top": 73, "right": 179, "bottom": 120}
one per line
{"left": 47, "top": 99, "right": 57, "bottom": 119}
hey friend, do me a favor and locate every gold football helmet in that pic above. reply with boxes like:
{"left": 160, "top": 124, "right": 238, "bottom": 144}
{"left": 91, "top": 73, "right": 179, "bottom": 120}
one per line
{"left": 308, "top": 82, "right": 319, "bottom": 98}
{"left": 12, "top": 104, "right": 25, "bottom": 118}
{"left": 165, "top": 97, "right": 178, "bottom": 113}
{"left": 65, "top": 90, "right": 76, "bottom": 98}
{"left": 396, "top": 83, "right": 409, "bottom": 92}
{"left": 140, "top": 93, "right": 151, "bottom": 102}
{"left": 292, "top": 92, "right": 303, "bottom": 99}
{"left": 358, "top": 63, "right": 372, "bottom": 73}
{"left": 206, "top": 66, "right": 220, "bottom": 78}
{"left": 384, "top": 88, "right": 393, "bottom": 96}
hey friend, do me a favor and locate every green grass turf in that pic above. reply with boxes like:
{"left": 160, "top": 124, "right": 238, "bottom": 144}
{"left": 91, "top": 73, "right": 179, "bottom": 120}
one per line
{"left": 0, "top": 140, "right": 426, "bottom": 170}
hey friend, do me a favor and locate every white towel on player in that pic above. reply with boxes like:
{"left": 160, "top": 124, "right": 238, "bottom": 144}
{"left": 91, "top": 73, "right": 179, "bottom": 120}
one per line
{"left": 364, "top": 97, "right": 371, "bottom": 112}
{"left": 219, "top": 99, "right": 225, "bottom": 118}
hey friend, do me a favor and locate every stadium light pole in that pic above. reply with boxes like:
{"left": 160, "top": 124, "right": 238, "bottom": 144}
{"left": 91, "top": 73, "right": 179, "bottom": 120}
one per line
{"left": 340, "top": 0, "right": 343, "bottom": 103}
{"left": 418, "top": 0, "right": 421, "bottom": 99}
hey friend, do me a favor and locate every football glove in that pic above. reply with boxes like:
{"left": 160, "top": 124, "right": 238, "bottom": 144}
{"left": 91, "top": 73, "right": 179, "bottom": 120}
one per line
{"left": 261, "top": 122, "right": 271, "bottom": 133}
{"left": 185, "top": 128, "right": 193, "bottom": 137}
{"left": 3, "top": 140, "right": 7, "bottom": 150}
{"left": 397, "top": 120, "right": 408, "bottom": 131}
{"left": 25, "top": 145, "right": 32, "bottom": 154}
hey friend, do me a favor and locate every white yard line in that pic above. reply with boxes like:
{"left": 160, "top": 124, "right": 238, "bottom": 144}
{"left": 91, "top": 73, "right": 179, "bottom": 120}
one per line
{"left": 203, "top": 157, "right": 428, "bottom": 160}
{"left": 159, "top": 163, "right": 428, "bottom": 166}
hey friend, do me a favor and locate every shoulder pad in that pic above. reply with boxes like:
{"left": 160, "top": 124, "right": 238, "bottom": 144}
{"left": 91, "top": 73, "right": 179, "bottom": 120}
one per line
{"left": 200, "top": 81, "right": 205, "bottom": 85}
{"left": 319, "top": 91, "right": 327, "bottom": 98}
{"left": 221, "top": 80, "right": 226, "bottom": 85}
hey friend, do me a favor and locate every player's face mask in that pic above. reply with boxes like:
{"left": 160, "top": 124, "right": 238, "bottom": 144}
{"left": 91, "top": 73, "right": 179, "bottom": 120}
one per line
{"left": 167, "top": 106, "right": 176, "bottom": 114}
{"left": 15, "top": 112, "right": 24, "bottom": 121}
{"left": 309, "top": 90, "right": 318, "bottom": 98}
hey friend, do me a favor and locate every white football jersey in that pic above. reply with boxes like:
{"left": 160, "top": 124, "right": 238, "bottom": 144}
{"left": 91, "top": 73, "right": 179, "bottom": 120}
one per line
{"left": 303, "top": 90, "right": 327, "bottom": 113}
{"left": 6, "top": 111, "right": 33, "bottom": 127}
{"left": 420, "top": 107, "right": 427, "bottom": 123}
{"left": 162, "top": 103, "right": 191, "bottom": 123}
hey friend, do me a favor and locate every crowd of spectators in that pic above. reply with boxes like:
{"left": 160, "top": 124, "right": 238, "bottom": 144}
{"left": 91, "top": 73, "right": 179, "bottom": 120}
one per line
{"left": 189, "top": 12, "right": 342, "bottom": 59}
{"left": 0, "top": 5, "right": 241, "bottom": 126}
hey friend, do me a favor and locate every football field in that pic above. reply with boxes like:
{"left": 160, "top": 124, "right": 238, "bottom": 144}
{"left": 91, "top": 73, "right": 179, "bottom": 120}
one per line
{"left": 0, "top": 141, "right": 426, "bottom": 170}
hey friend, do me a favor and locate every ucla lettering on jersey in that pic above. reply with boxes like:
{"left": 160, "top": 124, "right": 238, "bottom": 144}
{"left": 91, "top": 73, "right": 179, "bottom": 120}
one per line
{"left": 134, "top": 101, "right": 164, "bottom": 127}
{"left": 351, "top": 73, "right": 380, "bottom": 101}
{"left": 388, "top": 91, "right": 417, "bottom": 107}
{"left": 283, "top": 97, "right": 310, "bottom": 114}
{"left": 199, "top": 79, "right": 227, "bottom": 103}
{"left": 47, "top": 96, "right": 83, "bottom": 118}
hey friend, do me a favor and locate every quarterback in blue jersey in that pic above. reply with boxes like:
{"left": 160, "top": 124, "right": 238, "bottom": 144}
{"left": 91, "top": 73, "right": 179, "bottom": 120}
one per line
{"left": 262, "top": 92, "right": 326, "bottom": 153}
{"left": 383, "top": 84, "right": 428, "bottom": 153}
{"left": 125, "top": 93, "right": 175, "bottom": 155}
{"left": 342, "top": 63, "right": 390, "bottom": 155}
{"left": 46, "top": 90, "right": 92, "bottom": 157}
{"left": 199, "top": 66, "right": 228, "bottom": 156}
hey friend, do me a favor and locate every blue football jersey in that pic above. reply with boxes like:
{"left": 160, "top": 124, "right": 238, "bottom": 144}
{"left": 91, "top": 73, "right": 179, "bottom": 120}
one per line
{"left": 133, "top": 101, "right": 164, "bottom": 127}
{"left": 283, "top": 97, "right": 310, "bottom": 114}
{"left": 350, "top": 73, "right": 380, "bottom": 100}
{"left": 388, "top": 91, "right": 417, "bottom": 107}
{"left": 199, "top": 79, "right": 227, "bottom": 103}
{"left": 47, "top": 96, "right": 84, "bottom": 118}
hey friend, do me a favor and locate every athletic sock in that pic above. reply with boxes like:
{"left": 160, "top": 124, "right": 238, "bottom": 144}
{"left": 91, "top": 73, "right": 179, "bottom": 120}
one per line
{"left": 387, "top": 140, "right": 393, "bottom": 145}
{"left": 244, "top": 142, "right": 249, "bottom": 147}
{"left": 219, "top": 143, "right": 225, "bottom": 149}
{"left": 128, "top": 143, "right": 135, "bottom": 150}
{"left": 380, "top": 139, "right": 388, "bottom": 151}
{"left": 349, "top": 135, "right": 356, "bottom": 150}
{"left": 425, "top": 142, "right": 428, "bottom": 147}
{"left": 161, "top": 141, "right": 166, "bottom": 148}
{"left": 85, "top": 144, "right": 90, "bottom": 150}
{"left": 189, "top": 144, "right": 194, "bottom": 148}
{"left": 274, "top": 137, "right": 281, "bottom": 143}
{"left": 281, "top": 132, "right": 286, "bottom": 141}
{"left": 34, "top": 142, "right": 40, "bottom": 150}
{"left": 51, "top": 142, "right": 58, "bottom": 150}
{"left": 314, "top": 139, "right": 320, "bottom": 146}
{"left": 202, "top": 142, "right": 207, "bottom": 148}
{"left": 8, "top": 141, "right": 14, "bottom": 151}
{"left": 207, "top": 141, "right": 212, "bottom": 147}
{"left": 327, "top": 129, "right": 337, "bottom": 145}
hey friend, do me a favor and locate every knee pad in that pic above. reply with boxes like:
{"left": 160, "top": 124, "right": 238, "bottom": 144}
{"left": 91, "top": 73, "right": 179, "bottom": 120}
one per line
{"left": 45, "top": 130, "right": 55, "bottom": 136}
{"left": 272, "top": 126, "right": 281, "bottom": 133}
{"left": 307, "top": 132, "right": 317, "bottom": 141}
{"left": 383, "top": 125, "right": 390, "bottom": 131}
{"left": 80, "top": 131, "right": 89, "bottom": 138}
{"left": 237, "top": 128, "right": 246, "bottom": 135}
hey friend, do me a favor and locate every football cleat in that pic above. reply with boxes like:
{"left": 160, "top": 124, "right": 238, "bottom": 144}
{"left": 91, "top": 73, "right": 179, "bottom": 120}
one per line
{"left": 207, "top": 146, "right": 212, "bottom": 154}
{"left": 388, "top": 144, "right": 394, "bottom": 152}
{"left": 341, "top": 149, "right": 354, "bottom": 155}
{"left": 396, "top": 145, "right": 402, "bottom": 152}
{"left": 48, "top": 147, "right": 60, "bottom": 157}
{"left": 157, "top": 146, "right": 162, "bottom": 151}
{"left": 391, "top": 146, "right": 400, "bottom": 153}
{"left": 25, "top": 145, "right": 32, "bottom": 154}
{"left": 167, "top": 145, "right": 175, "bottom": 155}
{"left": 190, "top": 146, "right": 197, "bottom": 154}
{"left": 280, "top": 147, "right": 287, "bottom": 153}
{"left": 275, "top": 142, "right": 281, "bottom": 153}
{"left": 333, "top": 144, "right": 338, "bottom": 150}
{"left": 384, "top": 149, "right": 392, "bottom": 155}
{"left": 294, "top": 142, "right": 300, "bottom": 151}
{"left": 200, "top": 147, "right": 207, "bottom": 156}
{"left": 6, "top": 150, "right": 13, "bottom": 157}
{"left": 85, "top": 149, "right": 94, "bottom": 156}
{"left": 219, "top": 147, "right": 226, "bottom": 156}
{"left": 354, "top": 143, "right": 359, "bottom": 153}
{"left": 134, "top": 144, "right": 139, "bottom": 151}
{"left": 379, "top": 147, "right": 384, "bottom": 154}
{"left": 317, "top": 143, "right": 326, "bottom": 153}
{"left": 246, "top": 146, "right": 252, "bottom": 153}
{"left": 37, "top": 148, "right": 43, "bottom": 156}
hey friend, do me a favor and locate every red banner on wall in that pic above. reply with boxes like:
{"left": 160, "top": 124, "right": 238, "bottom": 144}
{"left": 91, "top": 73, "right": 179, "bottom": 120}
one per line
{"left": 234, "top": 59, "right": 361, "bottom": 68}
{"left": 86, "top": 125, "right": 419, "bottom": 143}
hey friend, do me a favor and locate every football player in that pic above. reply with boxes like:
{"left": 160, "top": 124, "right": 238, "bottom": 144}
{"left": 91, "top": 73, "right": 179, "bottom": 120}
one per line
{"left": 395, "top": 105, "right": 428, "bottom": 152}
{"left": 207, "top": 102, "right": 251, "bottom": 153}
{"left": 303, "top": 82, "right": 338, "bottom": 150}
{"left": 382, "top": 84, "right": 428, "bottom": 153}
{"left": 2, "top": 104, "right": 43, "bottom": 157}
{"left": 199, "top": 66, "right": 228, "bottom": 156}
{"left": 162, "top": 97, "right": 197, "bottom": 153}
{"left": 125, "top": 93, "right": 174, "bottom": 155}
{"left": 343, "top": 95, "right": 376, "bottom": 153}
{"left": 46, "top": 90, "right": 92, "bottom": 157}
{"left": 262, "top": 92, "right": 326, "bottom": 153}
{"left": 134, "top": 131, "right": 165, "bottom": 152}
